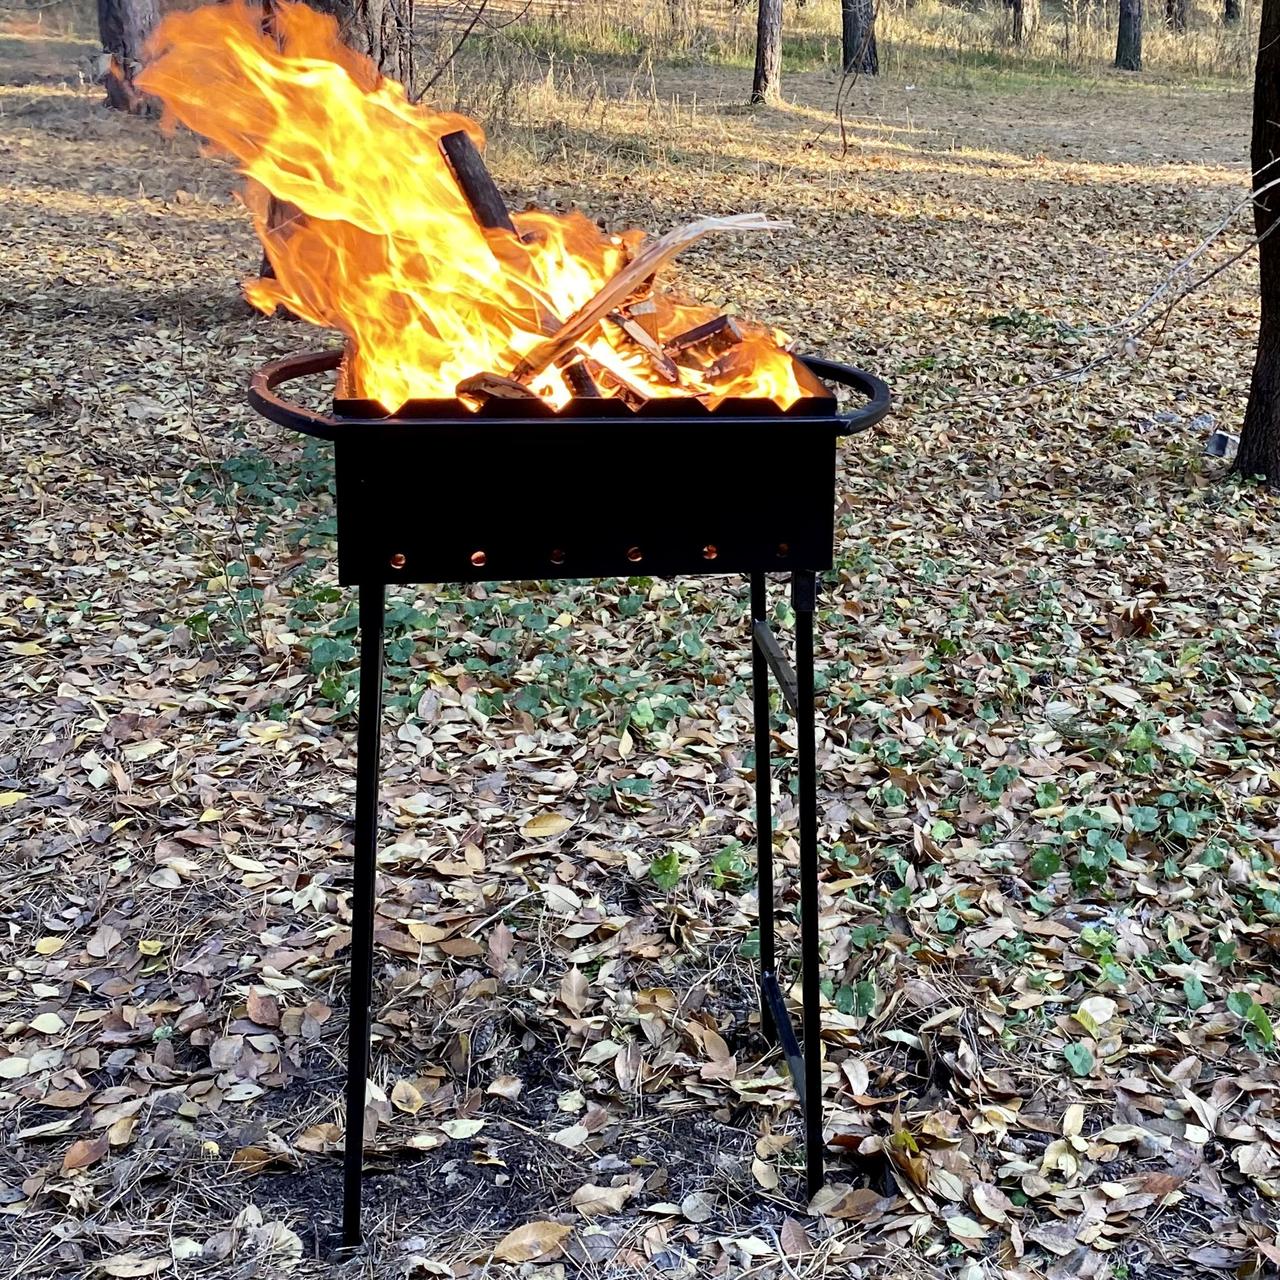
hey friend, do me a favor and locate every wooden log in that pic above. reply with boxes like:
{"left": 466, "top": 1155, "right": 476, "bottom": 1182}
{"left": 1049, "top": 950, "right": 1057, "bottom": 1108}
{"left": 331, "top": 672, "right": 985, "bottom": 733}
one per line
{"left": 563, "top": 362, "right": 603, "bottom": 399}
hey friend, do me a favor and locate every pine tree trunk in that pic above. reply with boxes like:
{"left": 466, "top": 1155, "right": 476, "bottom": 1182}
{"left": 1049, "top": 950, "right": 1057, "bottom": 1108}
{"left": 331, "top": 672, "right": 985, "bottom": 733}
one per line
{"left": 752, "top": 0, "right": 783, "bottom": 103}
{"left": 316, "top": 0, "right": 415, "bottom": 89}
{"left": 97, "top": 0, "right": 158, "bottom": 113}
{"left": 1116, "top": 0, "right": 1142, "bottom": 69}
{"left": 1236, "top": 0, "right": 1280, "bottom": 486}
{"left": 1225, "top": 0, "right": 1241, "bottom": 23}
{"left": 841, "top": 0, "right": 879, "bottom": 73}
{"left": 1165, "top": 0, "right": 1188, "bottom": 30}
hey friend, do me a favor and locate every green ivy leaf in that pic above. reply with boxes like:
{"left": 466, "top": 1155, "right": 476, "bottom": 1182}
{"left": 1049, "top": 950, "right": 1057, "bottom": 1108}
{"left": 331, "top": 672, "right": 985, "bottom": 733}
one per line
{"left": 1183, "top": 974, "right": 1207, "bottom": 1011}
{"left": 1227, "top": 990, "right": 1255, "bottom": 1018}
{"left": 1063, "top": 1042, "right": 1094, "bottom": 1077}
{"left": 648, "top": 850, "right": 681, "bottom": 891}
{"left": 1028, "top": 846, "right": 1061, "bottom": 881}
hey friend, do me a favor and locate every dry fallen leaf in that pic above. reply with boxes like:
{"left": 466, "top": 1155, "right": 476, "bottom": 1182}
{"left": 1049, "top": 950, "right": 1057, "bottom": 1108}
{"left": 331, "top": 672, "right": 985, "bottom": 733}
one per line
{"left": 492, "top": 1221, "right": 572, "bottom": 1263}
{"left": 572, "top": 1182, "right": 635, "bottom": 1216}
{"left": 63, "top": 1132, "right": 109, "bottom": 1173}
{"left": 99, "top": 1256, "right": 170, "bottom": 1278}
{"left": 391, "top": 1079, "right": 425, "bottom": 1115}
{"left": 522, "top": 812, "right": 573, "bottom": 839}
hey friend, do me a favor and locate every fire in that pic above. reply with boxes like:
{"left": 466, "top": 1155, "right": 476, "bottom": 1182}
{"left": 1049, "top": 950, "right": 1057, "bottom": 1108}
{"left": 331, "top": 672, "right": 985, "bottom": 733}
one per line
{"left": 137, "top": 2, "right": 823, "bottom": 412}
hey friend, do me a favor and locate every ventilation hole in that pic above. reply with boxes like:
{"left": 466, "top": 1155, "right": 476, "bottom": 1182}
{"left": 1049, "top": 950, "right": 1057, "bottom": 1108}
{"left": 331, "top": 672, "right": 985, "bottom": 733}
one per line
{"left": 626, "top": 546, "right": 643, "bottom": 563}
{"left": 703, "top": 544, "right": 718, "bottom": 560}
{"left": 776, "top": 543, "right": 790, "bottom": 558}
{"left": 470, "top": 550, "right": 487, "bottom": 567}
{"left": 550, "top": 548, "right": 566, "bottom": 566}
{"left": 389, "top": 553, "right": 406, "bottom": 570}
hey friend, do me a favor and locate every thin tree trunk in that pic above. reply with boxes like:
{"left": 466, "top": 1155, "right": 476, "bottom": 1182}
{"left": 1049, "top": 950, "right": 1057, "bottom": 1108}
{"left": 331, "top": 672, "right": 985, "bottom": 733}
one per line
{"left": 752, "top": 0, "right": 783, "bottom": 103}
{"left": 1165, "top": 0, "right": 1188, "bottom": 30}
{"left": 841, "top": 0, "right": 879, "bottom": 73}
{"left": 1115, "top": 0, "right": 1142, "bottom": 69}
{"left": 97, "top": 0, "right": 158, "bottom": 113}
{"left": 1011, "top": 0, "right": 1026, "bottom": 43}
{"left": 1236, "top": 0, "right": 1280, "bottom": 485}
{"left": 667, "top": 0, "right": 696, "bottom": 48}
{"left": 1225, "top": 0, "right": 1241, "bottom": 23}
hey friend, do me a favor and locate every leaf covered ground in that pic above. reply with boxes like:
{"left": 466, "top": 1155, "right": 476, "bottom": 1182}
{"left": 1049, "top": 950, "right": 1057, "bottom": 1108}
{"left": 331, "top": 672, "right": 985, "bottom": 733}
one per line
{"left": 2, "top": 23, "right": 1279, "bottom": 1280}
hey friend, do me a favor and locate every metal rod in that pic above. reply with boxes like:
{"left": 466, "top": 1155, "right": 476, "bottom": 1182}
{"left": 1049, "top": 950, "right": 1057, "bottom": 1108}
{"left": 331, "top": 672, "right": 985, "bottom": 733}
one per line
{"left": 750, "top": 573, "right": 776, "bottom": 1040}
{"left": 792, "top": 570, "right": 824, "bottom": 1198}
{"left": 342, "top": 583, "right": 386, "bottom": 1249}
{"left": 752, "top": 619, "right": 799, "bottom": 716}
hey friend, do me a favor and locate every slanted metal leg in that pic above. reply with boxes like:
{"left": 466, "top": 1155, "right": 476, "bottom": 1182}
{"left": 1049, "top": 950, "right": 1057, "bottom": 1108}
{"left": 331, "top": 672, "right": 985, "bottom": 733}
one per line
{"left": 792, "top": 570, "right": 824, "bottom": 1198}
{"left": 343, "top": 583, "right": 385, "bottom": 1249}
{"left": 750, "top": 572, "right": 776, "bottom": 1040}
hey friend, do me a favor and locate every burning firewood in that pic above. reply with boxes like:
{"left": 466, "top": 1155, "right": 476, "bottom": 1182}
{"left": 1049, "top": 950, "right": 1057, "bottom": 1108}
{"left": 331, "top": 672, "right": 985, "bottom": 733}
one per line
{"left": 665, "top": 316, "right": 745, "bottom": 361}
{"left": 439, "top": 130, "right": 518, "bottom": 236}
{"left": 440, "top": 129, "right": 601, "bottom": 399}
{"left": 509, "top": 214, "right": 789, "bottom": 387}
{"left": 136, "top": 3, "right": 826, "bottom": 414}
{"left": 627, "top": 298, "right": 660, "bottom": 340}
{"left": 456, "top": 372, "right": 541, "bottom": 408}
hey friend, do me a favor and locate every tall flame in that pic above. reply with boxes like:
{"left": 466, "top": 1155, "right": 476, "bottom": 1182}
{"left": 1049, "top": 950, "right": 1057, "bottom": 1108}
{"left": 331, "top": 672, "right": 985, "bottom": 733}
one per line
{"left": 137, "top": 3, "right": 822, "bottom": 412}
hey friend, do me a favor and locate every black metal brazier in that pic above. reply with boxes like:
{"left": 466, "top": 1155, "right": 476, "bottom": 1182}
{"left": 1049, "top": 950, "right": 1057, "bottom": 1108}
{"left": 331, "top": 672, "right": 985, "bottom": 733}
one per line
{"left": 248, "top": 347, "right": 891, "bottom": 1247}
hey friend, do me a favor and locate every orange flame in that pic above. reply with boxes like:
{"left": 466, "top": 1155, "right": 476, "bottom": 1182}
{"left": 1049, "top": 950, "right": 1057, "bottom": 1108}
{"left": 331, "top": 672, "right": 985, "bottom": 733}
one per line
{"left": 137, "top": 2, "right": 823, "bottom": 412}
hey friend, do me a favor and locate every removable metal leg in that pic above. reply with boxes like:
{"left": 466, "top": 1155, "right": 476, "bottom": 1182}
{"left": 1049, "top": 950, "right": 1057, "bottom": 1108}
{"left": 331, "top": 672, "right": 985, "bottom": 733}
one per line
{"left": 749, "top": 571, "right": 825, "bottom": 1199}
{"left": 342, "top": 583, "right": 385, "bottom": 1249}
{"left": 792, "top": 570, "right": 824, "bottom": 1198}
{"left": 750, "top": 572, "right": 776, "bottom": 1039}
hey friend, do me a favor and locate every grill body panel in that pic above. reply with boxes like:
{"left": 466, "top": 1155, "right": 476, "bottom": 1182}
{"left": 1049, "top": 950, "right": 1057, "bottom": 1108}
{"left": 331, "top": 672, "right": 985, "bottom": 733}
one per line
{"left": 333, "top": 416, "right": 839, "bottom": 585}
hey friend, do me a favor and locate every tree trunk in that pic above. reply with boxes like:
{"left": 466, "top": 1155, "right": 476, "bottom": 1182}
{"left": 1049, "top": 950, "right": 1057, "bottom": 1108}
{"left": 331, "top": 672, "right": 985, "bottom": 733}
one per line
{"left": 1115, "top": 0, "right": 1142, "bottom": 69}
{"left": 1165, "top": 0, "right": 1188, "bottom": 30}
{"left": 1236, "top": 0, "right": 1280, "bottom": 486}
{"left": 1011, "top": 0, "right": 1026, "bottom": 43}
{"left": 315, "top": 0, "right": 415, "bottom": 90}
{"left": 97, "top": 0, "right": 158, "bottom": 113}
{"left": 841, "top": 0, "right": 879, "bottom": 73}
{"left": 752, "top": 0, "right": 783, "bottom": 103}
{"left": 1224, "top": 0, "right": 1241, "bottom": 23}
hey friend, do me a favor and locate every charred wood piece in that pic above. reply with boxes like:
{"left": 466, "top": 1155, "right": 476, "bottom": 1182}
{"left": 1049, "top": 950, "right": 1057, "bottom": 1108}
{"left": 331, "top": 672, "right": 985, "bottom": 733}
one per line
{"left": 592, "top": 368, "right": 650, "bottom": 412}
{"left": 562, "top": 360, "right": 601, "bottom": 398}
{"left": 440, "top": 130, "right": 518, "bottom": 234}
{"left": 665, "top": 316, "right": 745, "bottom": 360}
{"left": 457, "top": 371, "right": 542, "bottom": 408}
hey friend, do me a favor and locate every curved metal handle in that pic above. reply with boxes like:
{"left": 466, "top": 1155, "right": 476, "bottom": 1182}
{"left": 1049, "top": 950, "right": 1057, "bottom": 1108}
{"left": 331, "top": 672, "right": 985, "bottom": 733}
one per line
{"left": 247, "top": 348, "right": 346, "bottom": 439}
{"left": 798, "top": 356, "right": 893, "bottom": 436}
{"left": 248, "top": 347, "right": 892, "bottom": 437}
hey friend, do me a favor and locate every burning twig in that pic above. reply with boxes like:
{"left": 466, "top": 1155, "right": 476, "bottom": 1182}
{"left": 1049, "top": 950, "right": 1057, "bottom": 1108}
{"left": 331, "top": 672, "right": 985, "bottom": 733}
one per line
{"left": 606, "top": 312, "right": 681, "bottom": 384}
